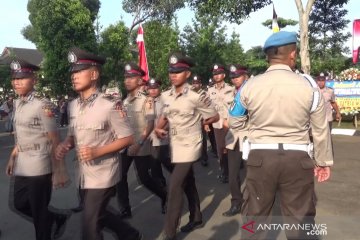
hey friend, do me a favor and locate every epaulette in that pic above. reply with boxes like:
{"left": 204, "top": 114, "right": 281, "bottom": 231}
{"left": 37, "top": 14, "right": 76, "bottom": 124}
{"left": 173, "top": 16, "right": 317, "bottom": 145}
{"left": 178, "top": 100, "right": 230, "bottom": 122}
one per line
{"left": 137, "top": 90, "right": 147, "bottom": 97}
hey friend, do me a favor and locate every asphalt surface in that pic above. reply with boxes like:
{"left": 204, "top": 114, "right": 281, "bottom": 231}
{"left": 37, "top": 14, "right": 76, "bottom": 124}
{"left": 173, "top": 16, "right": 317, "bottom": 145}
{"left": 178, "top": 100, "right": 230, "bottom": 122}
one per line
{"left": 0, "top": 119, "right": 359, "bottom": 240}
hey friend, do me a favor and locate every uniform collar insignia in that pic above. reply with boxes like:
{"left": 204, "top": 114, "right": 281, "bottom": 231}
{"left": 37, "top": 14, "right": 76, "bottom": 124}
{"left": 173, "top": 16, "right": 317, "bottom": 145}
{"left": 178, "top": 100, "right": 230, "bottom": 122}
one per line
{"left": 78, "top": 90, "right": 99, "bottom": 105}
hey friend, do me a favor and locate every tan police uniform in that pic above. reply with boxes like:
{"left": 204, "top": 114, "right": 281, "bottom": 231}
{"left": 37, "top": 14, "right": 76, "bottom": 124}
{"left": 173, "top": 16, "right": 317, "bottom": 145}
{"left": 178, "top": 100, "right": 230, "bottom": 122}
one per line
{"left": 240, "top": 64, "right": 333, "bottom": 239}
{"left": 13, "top": 91, "right": 57, "bottom": 176}
{"left": 320, "top": 86, "right": 336, "bottom": 122}
{"left": 12, "top": 91, "right": 68, "bottom": 240}
{"left": 208, "top": 81, "right": 234, "bottom": 181}
{"left": 161, "top": 82, "right": 218, "bottom": 237}
{"left": 117, "top": 89, "right": 167, "bottom": 215}
{"left": 151, "top": 96, "right": 170, "bottom": 147}
{"left": 123, "top": 90, "right": 155, "bottom": 155}
{"left": 67, "top": 91, "right": 133, "bottom": 189}
{"left": 161, "top": 84, "right": 217, "bottom": 163}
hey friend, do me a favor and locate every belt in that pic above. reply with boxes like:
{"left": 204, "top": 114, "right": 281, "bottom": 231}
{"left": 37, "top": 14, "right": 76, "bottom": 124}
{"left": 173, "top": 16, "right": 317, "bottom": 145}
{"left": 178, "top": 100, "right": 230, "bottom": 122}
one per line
{"left": 18, "top": 143, "right": 41, "bottom": 152}
{"left": 170, "top": 126, "right": 201, "bottom": 136}
{"left": 250, "top": 143, "right": 308, "bottom": 152}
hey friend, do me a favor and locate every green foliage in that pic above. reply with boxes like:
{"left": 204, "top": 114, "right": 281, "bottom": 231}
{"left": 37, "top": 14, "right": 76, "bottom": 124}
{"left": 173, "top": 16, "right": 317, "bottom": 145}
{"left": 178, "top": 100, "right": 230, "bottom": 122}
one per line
{"left": 221, "top": 31, "right": 245, "bottom": 66}
{"left": 80, "top": 0, "right": 101, "bottom": 22}
{"left": 122, "top": 0, "right": 185, "bottom": 30}
{"left": 180, "top": 13, "right": 228, "bottom": 82}
{"left": 262, "top": 18, "right": 298, "bottom": 30}
{"left": 99, "top": 21, "right": 132, "bottom": 89}
{"left": 141, "top": 20, "right": 180, "bottom": 88}
{"left": 189, "top": 0, "right": 272, "bottom": 24}
{"left": 309, "top": 0, "right": 351, "bottom": 76}
{"left": 25, "top": 0, "right": 98, "bottom": 96}
{"left": 244, "top": 46, "right": 268, "bottom": 75}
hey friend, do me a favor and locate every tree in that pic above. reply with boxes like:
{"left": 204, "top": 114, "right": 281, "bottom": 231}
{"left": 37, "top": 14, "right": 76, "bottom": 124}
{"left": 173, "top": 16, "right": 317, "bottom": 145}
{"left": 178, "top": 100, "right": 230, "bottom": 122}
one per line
{"left": 122, "top": 0, "right": 185, "bottom": 32}
{"left": 245, "top": 46, "right": 268, "bottom": 75}
{"left": 99, "top": 21, "right": 132, "bottom": 88}
{"left": 189, "top": 0, "right": 272, "bottom": 24}
{"left": 25, "top": 0, "right": 98, "bottom": 96}
{"left": 309, "top": 0, "right": 351, "bottom": 75}
{"left": 221, "top": 31, "right": 245, "bottom": 66}
{"left": 262, "top": 18, "right": 298, "bottom": 30}
{"left": 294, "top": 0, "right": 316, "bottom": 74}
{"left": 180, "top": 13, "right": 228, "bottom": 82}
{"left": 141, "top": 20, "right": 180, "bottom": 87}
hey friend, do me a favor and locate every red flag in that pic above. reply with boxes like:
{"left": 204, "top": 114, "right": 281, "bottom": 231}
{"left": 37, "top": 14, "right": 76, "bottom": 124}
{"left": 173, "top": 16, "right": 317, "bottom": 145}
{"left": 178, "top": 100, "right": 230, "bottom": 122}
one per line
{"left": 353, "top": 19, "right": 360, "bottom": 64}
{"left": 136, "top": 25, "right": 150, "bottom": 81}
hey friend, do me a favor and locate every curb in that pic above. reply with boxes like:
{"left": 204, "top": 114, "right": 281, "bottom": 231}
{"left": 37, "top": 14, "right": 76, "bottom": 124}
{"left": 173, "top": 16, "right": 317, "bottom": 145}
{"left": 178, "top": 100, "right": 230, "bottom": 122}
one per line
{"left": 331, "top": 128, "right": 360, "bottom": 136}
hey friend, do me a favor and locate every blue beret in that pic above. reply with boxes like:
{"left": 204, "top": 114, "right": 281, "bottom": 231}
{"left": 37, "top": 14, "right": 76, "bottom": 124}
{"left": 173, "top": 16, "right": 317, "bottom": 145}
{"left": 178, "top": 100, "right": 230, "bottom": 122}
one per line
{"left": 263, "top": 31, "right": 297, "bottom": 51}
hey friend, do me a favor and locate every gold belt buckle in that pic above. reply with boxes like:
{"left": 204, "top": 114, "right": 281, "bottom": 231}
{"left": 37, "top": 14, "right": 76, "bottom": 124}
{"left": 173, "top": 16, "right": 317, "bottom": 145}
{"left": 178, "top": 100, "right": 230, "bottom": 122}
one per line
{"left": 171, "top": 128, "right": 177, "bottom": 136}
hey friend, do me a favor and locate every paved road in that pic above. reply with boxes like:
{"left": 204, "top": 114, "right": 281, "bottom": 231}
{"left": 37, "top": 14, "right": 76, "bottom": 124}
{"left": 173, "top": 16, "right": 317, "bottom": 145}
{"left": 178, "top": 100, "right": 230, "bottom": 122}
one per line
{"left": 0, "top": 121, "right": 359, "bottom": 240}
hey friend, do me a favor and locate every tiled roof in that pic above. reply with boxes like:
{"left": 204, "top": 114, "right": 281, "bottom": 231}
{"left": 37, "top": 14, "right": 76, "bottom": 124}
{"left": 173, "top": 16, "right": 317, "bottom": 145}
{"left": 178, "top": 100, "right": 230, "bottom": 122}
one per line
{"left": 0, "top": 47, "right": 43, "bottom": 66}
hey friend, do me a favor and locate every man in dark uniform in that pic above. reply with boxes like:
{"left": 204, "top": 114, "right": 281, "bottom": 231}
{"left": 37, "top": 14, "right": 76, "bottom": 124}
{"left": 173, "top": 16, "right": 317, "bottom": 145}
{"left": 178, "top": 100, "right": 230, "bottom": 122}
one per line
{"left": 55, "top": 47, "right": 141, "bottom": 240}
{"left": 5, "top": 58, "right": 70, "bottom": 240}
{"left": 191, "top": 75, "right": 209, "bottom": 166}
{"left": 230, "top": 31, "right": 333, "bottom": 239}
{"left": 155, "top": 51, "right": 219, "bottom": 240}
{"left": 117, "top": 63, "right": 167, "bottom": 218}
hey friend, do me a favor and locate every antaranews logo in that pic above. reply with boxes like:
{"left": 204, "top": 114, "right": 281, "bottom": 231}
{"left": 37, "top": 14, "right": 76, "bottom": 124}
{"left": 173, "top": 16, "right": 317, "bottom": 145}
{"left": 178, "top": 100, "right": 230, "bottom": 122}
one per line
{"left": 241, "top": 221, "right": 327, "bottom": 236}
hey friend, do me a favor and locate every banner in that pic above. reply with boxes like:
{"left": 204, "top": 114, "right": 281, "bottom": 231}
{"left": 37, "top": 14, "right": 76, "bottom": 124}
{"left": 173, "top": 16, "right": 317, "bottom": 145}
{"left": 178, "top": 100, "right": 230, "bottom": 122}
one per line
{"left": 353, "top": 19, "right": 360, "bottom": 64}
{"left": 326, "top": 81, "right": 360, "bottom": 114}
{"left": 136, "top": 25, "right": 150, "bottom": 81}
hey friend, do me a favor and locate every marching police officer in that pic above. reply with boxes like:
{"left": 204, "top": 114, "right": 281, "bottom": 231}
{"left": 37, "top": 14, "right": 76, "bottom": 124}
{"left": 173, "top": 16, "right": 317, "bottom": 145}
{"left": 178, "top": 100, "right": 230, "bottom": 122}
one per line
{"left": 208, "top": 64, "right": 234, "bottom": 183}
{"left": 191, "top": 75, "right": 209, "bottom": 166}
{"left": 55, "top": 47, "right": 141, "bottom": 240}
{"left": 231, "top": 31, "right": 333, "bottom": 239}
{"left": 223, "top": 64, "right": 249, "bottom": 217}
{"left": 155, "top": 51, "right": 219, "bottom": 240}
{"left": 117, "top": 63, "right": 167, "bottom": 218}
{"left": 5, "top": 58, "right": 70, "bottom": 240}
{"left": 147, "top": 78, "right": 168, "bottom": 189}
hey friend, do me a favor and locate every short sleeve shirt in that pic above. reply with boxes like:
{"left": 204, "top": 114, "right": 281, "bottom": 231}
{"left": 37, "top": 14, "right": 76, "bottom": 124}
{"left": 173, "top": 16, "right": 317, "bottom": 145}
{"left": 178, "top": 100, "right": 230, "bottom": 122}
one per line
{"left": 161, "top": 84, "right": 217, "bottom": 163}
{"left": 13, "top": 91, "right": 57, "bottom": 176}
{"left": 320, "top": 87, "right": 335, "bottom": 122}
{"left": 207, "top": 82, "right": 234, "bottom": 129}
{"left": 68, "top": 92, "right": 133, "bottom": 189}
{"left": 123, "top": 90, "right": 155, "bottom": 156}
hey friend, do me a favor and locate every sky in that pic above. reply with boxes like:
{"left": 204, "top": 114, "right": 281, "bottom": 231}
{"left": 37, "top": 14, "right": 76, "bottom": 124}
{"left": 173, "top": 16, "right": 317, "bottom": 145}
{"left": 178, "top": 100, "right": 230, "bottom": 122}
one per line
{"left": 0, "top": 0, "right": 359, "bottom": 53}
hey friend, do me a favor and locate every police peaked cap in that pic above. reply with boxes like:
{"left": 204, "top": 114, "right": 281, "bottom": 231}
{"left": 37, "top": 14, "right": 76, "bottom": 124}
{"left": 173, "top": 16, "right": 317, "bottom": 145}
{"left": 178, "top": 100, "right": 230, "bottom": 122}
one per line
{"left": 68, "top": 47, "right": 106, "bottom": 73}
{"left": 228, "top": 64, "right": 248, "bottom": 78}
{"left": 212, "top": 63, "right": 226, "bottom": 75}
{"left": 123, "top": 62, "right": 146, "bottom": 78}
{"left": 192, "top": 75, "right": 202, "bottom": 84}
{"left": 10, "top": 58, "right": 40, "bottom": 79}
{"left": 147, "top": 78, "right": 161, "bottom": 88}
{"left": 168, "top": 51, "right": 195, "bottom": 73}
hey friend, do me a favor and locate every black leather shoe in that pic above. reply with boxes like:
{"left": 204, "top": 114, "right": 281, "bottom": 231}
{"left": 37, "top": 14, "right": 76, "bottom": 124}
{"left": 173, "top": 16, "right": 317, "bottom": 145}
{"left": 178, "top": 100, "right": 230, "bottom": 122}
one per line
{"left": 222, "top": 205, "right": 241, "bottom": 217}
{"left": 217, "top": 174, "right": 228, "bottom": 183}
{"left": 180, "top": 220, "right": 203, "bottom": 233}
{"left": 119, "top": 206, "right": 132, "bottom": 219}
{"left": 127, "top": 231, "right": 143, "bottom": 240}
{"left": 53, "top": 212, "right": 71, "bottom": 239}
{"left": 71, "top": 205, "right": 83, "bottom": 213}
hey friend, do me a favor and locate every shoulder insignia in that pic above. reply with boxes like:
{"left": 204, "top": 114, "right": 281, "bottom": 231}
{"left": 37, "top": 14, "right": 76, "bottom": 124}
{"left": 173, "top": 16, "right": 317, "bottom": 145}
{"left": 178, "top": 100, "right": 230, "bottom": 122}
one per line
{"left": 41, "top": 100, "right": 56, "bottom": 118}
{"left": 199, "top": 91, "right": 212, "bottom": 107}
{"left": 113, "top": 99, "right": 127, "bottom": 118}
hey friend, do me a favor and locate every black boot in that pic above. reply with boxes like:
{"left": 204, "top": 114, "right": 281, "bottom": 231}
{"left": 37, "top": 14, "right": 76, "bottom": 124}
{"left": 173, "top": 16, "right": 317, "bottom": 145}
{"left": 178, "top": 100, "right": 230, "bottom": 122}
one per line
{"left": 119, "top": 206, "right": 132, "bottom": 219}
